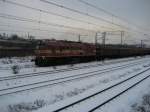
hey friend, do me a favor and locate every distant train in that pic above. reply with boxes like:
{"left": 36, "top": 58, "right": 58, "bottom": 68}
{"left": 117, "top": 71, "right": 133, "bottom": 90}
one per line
{"left": 0, "top": 39, "right": 36, "bottom": 57}
{"left": 35, "top": 40, "right": 150, "bottom": 66}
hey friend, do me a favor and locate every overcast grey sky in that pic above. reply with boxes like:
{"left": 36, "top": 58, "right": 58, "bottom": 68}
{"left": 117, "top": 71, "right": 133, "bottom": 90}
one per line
{"left": 0, "top": 0, "right": 150, "bottom": 44}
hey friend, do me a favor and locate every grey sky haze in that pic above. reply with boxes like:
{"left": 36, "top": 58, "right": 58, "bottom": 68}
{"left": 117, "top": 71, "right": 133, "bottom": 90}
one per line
{"left": 0, "top": 0, "right": 150, "bottom": 44}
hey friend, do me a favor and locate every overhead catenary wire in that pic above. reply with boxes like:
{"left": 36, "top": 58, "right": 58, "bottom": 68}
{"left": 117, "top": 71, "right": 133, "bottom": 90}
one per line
{"left": 0, "top": 0, "right": 115, "bottom": 31}
{"left": 78, "top": 0, "right": 149, "bottom": 32}
{"left": 0, "top": 13, "right": 101, "bottom": 33}
{"left": 40, "top": 0, "right": 150, "bottom": 36}
{"left": 40, "top": 0, "right": 130, "bottom": 30}
{"left": 0, "top": 24, "right": 80, "bottom": 35}
{"left": 0, "top": 0, "right": 149, "bottom": 45}
{"left": 1, "top": 24, "right": 135, "bottom": 44}
{"left": 0, "top": 29, "right": 78, "bottom": 36}
{"left": 1, "top": 0, "right": 145, "bottom": 36}
{"left": 0, "top": 29, "right": 80, "bottom": 40}
{"left": 78, "top": 0, "right": 150, "bottom": 36}
{"left": 0, "top": 14, "right": 144, "bottom": 44}
{"left": 1, "top": 0, "right": 149, "bottom": 36}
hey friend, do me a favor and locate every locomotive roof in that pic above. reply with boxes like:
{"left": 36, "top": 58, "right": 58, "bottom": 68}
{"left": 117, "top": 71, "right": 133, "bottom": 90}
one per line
{"left": 42, "top": 39, "right": 94, "bottom": 46}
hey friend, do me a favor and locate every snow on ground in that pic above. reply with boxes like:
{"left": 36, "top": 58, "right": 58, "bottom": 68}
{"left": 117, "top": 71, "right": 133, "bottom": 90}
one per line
{"left": 34, "top": 61, "right": 150, "bottom": 112}
{"left": 131, "top": 91, "right": 150, "bottom": 112}
{"left": 96, "top": 72, "right": 150, "bottom": 112}
{"left": 1, "top": 57, "right": 148, "bottom": 92}
{"left": 0, "top": 56, "right": 143, "bottom": 78}
{"left": 0, "top": 56, "right": 150, "bottom": 112}
{"left": 0, "top": 57, "right": 35, "bottom": 77}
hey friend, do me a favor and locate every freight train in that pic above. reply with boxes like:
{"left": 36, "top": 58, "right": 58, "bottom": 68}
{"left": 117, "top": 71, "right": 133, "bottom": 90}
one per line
{"left": 0, "top": 39, "right": 36, "bottom": 57}
{"left": 35, "top": 40, "right": 150, "bottom": 66}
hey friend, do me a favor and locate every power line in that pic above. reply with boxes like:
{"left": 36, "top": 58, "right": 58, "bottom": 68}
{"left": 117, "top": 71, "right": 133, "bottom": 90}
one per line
{"left": 0, "top": 0, "right": 115, "bottom": 31}
{"left": 1, "top": 1, "right": 149, "bottom": 42}
{"left": 0, "top": 25, "right": 143, "bottom": 44}
{"left": 40, "top": 0, "right": 130, "bottom": 30}
{"left": 0, "top": 14, "right": 146, "bottom": 42}
{"left": 0, "top": 28, "right": 79, "bottom": 36}
{"left": 78, "top": 0, "right": 150, "bottom": 36}
{"left": 78, "top": 0, "right": 114, "bottom": 17}
{"left": 41, "top": 0, "right": 150, "bottom": 36}
{"left": 0, "top": 24, "right": 79, "bottom": 35}
{"left": 78, "top": 0, "right": 144, "bottom": 30}
{"left": 1, "top": 0, "right": 149, "bottom": 39}
{"left": 0, "top": 29, "right": 28, "bottom": 33}
{"left": 0, "top": 13, "right": 99, "bottom": 32}
{"left": 0, "top": 29, "right": 80, "bottom": 40}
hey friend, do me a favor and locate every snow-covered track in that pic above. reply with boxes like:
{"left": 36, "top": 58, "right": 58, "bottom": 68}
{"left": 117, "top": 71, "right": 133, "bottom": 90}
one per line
{"left": 0, "top": 59, "right": 147, "bottom": 97}
{"left": 49, "top": 66, "right": 150, "bottom": 112}
{"left": 0, "top": 57, "right": 142, "bottom": 81}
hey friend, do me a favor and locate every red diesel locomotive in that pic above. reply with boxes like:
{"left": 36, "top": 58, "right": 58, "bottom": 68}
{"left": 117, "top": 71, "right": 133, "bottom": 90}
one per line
{"left": 35, "top": 40, "right": 96, "bottom": 66}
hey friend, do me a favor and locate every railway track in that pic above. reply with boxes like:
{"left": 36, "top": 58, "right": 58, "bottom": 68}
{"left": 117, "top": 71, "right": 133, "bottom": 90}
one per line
{"left": 43, "top": 65, "right": 150, "bottom": 112}
{"left": 0, "top": 57, "right": 143, "bottom": 81}
{"left": 0, "top": 58, "right": 149, "bottom": 96}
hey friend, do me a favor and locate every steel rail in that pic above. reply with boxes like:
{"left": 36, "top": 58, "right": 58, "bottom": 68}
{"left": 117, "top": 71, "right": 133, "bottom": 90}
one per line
{"left": 0, "top": 57, "right": 142, "bottom": 81}
{"left": 0, "top": 59, "right": 146, "bottom": 96}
